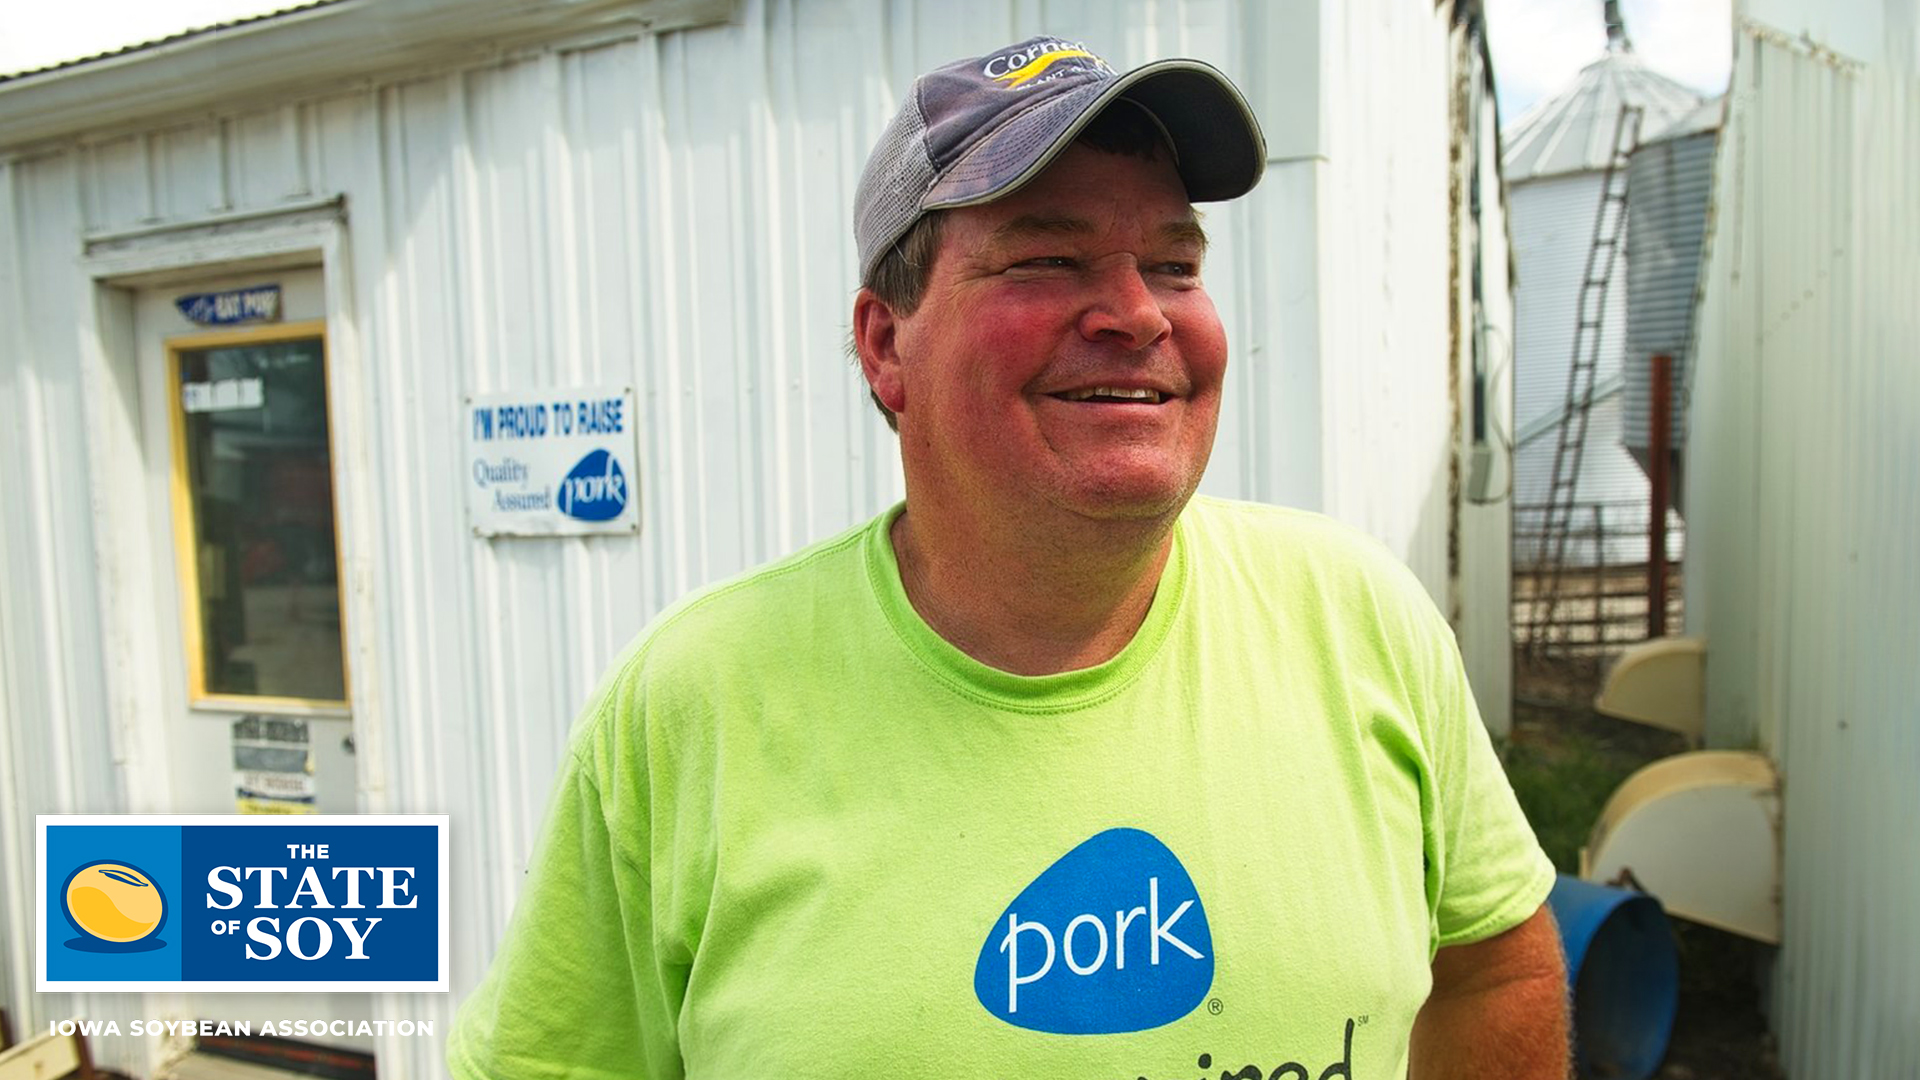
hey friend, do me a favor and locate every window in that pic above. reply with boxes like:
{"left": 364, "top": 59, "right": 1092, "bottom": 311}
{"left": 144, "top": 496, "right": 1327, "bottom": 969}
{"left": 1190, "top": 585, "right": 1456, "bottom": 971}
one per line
{"left": 168, "top": 321, "right": 347, "bottom": 710}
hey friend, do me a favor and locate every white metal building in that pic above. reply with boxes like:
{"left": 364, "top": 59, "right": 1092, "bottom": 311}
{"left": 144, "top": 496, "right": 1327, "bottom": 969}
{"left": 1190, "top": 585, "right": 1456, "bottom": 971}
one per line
{"left": 1685, "top": 0, "right": 1920, "bottom": 1073}
{"left": 0, "top": 1, "right": 1519, "bottom": 1075}
{"left": 1501, "top": 27, "right": 1701, "bottom": 565}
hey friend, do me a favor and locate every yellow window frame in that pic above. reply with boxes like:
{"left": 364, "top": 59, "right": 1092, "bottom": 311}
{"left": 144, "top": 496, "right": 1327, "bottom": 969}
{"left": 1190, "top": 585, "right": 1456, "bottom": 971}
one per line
{"left": 165, "top": 319, "right": 350, "bottom": 715}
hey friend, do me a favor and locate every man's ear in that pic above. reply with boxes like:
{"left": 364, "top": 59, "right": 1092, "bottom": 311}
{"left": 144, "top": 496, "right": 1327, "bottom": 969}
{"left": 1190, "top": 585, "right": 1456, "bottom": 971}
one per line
{"left": 853, "top": 289, "right": 908, "bottom": 418}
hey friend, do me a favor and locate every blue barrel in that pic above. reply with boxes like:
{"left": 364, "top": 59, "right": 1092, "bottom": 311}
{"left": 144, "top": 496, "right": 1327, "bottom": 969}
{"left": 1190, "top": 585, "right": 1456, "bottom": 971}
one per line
{"left": 1548, "top": 874, "right": 1679, "bottom": 1080}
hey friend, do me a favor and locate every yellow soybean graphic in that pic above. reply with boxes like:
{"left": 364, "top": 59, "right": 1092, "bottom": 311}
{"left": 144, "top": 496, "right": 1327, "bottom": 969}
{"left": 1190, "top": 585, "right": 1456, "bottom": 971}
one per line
{"left": 65, "top": 863, "right": 163, "bottom": 943}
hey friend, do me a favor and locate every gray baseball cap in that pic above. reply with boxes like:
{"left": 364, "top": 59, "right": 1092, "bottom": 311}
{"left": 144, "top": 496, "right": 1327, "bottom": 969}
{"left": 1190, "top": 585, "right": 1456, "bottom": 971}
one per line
{"left": 853, "top": 36, "right": 1266, "bottom": 282}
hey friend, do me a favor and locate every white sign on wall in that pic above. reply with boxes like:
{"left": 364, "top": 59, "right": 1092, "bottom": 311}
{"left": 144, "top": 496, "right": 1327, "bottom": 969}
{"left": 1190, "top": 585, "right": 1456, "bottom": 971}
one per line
{"left": 465, "top": 387, "right": 640, "bottom": 537}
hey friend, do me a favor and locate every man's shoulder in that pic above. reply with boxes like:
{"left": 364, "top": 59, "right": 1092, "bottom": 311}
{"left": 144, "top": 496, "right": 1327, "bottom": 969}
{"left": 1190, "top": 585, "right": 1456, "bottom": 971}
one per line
{"left": 1183, "top": 496, "right": 1412, "bottom": 579}
{"left": 632, "top": 514, "right": 876, "bottom": 669}
{"left": 567, "top": 513, "right": 882, "bottom": 760}
{"left": 1181, "top": 496, "right": 1443, "bottom": 631}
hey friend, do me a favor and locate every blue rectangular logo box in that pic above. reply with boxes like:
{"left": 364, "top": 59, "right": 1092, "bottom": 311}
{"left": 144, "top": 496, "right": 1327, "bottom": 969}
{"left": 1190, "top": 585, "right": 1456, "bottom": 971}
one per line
{"left": 38, "top": 816, "right": 448, "bottom": 992}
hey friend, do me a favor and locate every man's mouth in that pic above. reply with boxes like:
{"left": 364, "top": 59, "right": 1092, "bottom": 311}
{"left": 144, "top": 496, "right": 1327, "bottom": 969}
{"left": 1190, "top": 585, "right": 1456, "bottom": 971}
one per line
{"left": 1049, "top": 386, "right": 1168, "bottom": 404}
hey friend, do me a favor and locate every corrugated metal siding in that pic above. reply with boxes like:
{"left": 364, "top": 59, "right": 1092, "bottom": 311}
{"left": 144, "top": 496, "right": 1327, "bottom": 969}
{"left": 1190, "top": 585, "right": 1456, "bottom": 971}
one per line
{"left": 1459, "top": 43, "right": 1516, "bottom": 736}
{"left": 0, "top": 148, "right": 137, "bottom": 1046}
{"left": 1685, "top": 23, "right": 1920, "bottom": 1079}
{"left": 1511, "top": 173, "right": 1630, "bottom": 430}
{"left": 1624, "top": 124, "right": 1718, "bottom": 451}
{"left": 0, "top": 0, "right": 1514, "bottom": 1071}
{"left": 1508, "top": 171, "right": 1652, "bottom": 562}
{"left": 1318, "top": 0, "right": 1455, "bottom": 593}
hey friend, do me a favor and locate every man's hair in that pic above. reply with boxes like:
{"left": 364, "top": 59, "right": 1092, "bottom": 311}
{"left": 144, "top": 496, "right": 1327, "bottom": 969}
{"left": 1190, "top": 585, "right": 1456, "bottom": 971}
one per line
{"left": 857, "top": 102, "right": 1175, "bottom": 431}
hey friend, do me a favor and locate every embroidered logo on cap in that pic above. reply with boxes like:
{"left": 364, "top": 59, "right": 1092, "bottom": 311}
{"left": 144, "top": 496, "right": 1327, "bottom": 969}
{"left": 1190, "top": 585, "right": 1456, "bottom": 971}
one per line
{"left": 981, "top": 40, "right": 1111, "bottom": 88}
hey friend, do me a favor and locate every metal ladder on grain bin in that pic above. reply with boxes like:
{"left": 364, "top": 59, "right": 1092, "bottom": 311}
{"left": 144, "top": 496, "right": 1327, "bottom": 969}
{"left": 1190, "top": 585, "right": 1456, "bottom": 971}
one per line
{"left": 1528, "top": 104, "right": 1644, "bottom": 656}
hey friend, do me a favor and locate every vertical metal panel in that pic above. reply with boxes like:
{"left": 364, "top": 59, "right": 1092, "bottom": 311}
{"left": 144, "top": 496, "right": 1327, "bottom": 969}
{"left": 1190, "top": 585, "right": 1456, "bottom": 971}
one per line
{"left": 234, "top": 109, "right": 303, "bottom": 207}
{"left": 157, "top": 123, "right": 206, "bottom": 219}
{"left": 1213, "top": 156, "right": 1324, "bottom": 512}
{"left": 1743, "top": 0, "right": 1892, "bottom": 65}
{"left": 1316, "top": 0, "right": 1455, "bottom": 589}
{"left": 0, "top": 148, "right": 137, "bottom": 1066}
{"left": 1508, "top": 170, "right": 1654, "bottom": 562}
{"left": 1686, "top": 22, "right": 1920, "bottom": 1078}
{"left": 1510, "top": 173, "right": 1631, "bottom": 430}
{"left": 1458, "top": 34, "right": 1516, "bottom": 735}
{"left": 0, "top": 155, "right": 42, "bottom": 1060}
{"left": 0, "top": 0, "right": 1518, "bottom": 1071}
{"left": 85, "top": 134, "right": 152, "bottom": 229}
{"left": 1624, "top": 124, "right": 1718, "bottom": 451}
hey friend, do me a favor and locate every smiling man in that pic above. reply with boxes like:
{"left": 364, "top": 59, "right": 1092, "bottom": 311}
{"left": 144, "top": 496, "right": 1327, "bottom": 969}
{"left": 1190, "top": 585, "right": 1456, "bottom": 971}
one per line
{"left": 450, "top": 37, "right": 1567, "bottom": 1080}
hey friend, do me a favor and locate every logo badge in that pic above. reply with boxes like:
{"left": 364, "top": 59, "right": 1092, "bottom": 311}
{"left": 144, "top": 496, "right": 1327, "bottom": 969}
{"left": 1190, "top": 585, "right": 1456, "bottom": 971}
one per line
{"left": 990, "top": 48, "right": 1097, "bottom": 87}
{"left": 63, "top": 861, "right": 168, "bottom": 949}
{"left": 175, "top": 285, "right": 281, "bottom": 326}
{"left": 39, "top": 816, "right": 447, "bottom": 991}
{"left": 980, "top": 40, "right": 1111, "bottom": 88}
{"left": 974, "top": 828, "right": 1213, "bottom": 1034}
{"left": 557, "top": 449, "right": 628, "bottom": 521}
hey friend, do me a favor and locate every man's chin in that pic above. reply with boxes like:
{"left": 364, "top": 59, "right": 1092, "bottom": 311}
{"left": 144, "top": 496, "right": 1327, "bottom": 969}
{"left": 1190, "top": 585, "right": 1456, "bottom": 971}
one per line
{"left": 1046, "top": 473, "right": 1201, "bottom": 525}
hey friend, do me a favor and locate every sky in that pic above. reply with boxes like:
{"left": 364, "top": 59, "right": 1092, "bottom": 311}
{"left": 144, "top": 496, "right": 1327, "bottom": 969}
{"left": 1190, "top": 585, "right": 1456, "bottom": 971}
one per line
{"left": 0, "top": 0, "right": 300, "bottom": 77}
{"left": 1486, "top": 0, "right": 1732, "bottom": 123}
{"left": 4, "top": 0, "right": 1732, "bottom": 129}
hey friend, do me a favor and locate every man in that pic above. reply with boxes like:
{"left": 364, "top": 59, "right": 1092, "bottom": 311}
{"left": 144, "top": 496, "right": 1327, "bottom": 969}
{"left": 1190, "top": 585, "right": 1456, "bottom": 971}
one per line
{"left": 450, "top": 37, "right": 1566, "bottom": 1079}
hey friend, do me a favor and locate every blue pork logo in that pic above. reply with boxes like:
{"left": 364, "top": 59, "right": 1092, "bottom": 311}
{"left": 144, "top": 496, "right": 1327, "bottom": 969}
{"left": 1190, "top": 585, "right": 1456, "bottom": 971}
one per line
{"left": 974, "top": 828, "right": 1213, "bottom": 1034}
{"left": 557, "top": 449, "right": 627, "bottom": 521}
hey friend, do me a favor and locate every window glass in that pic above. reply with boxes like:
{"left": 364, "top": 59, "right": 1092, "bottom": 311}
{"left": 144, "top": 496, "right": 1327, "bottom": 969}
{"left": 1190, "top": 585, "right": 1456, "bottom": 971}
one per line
{"left": 174, "top": 332, "right": 346, "bottom": 705}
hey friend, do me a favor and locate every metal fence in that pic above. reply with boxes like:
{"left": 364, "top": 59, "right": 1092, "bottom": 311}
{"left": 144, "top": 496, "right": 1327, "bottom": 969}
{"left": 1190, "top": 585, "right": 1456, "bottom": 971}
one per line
{"left": 1514, "top": 500, "right": 1685, "bottom": 655}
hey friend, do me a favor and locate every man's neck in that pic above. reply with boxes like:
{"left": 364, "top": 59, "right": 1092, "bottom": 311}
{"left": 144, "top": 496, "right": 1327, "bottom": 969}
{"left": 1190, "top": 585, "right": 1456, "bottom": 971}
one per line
{"left": 889, "top": 501, "right": 1177, "bottom": 676}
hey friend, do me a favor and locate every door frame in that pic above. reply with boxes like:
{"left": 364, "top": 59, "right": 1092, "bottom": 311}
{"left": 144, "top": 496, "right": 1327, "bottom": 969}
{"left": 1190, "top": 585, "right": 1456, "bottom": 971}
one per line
{"left": 77, "top": 209, "right": 388, "bottom": 818}
{"left": 163, "top": 317, "right": 350, "bottom": 716}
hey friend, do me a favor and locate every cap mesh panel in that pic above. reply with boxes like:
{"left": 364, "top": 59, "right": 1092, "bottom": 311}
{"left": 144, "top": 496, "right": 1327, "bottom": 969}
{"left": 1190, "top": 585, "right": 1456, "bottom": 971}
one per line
{"left": 854, "top": 90, "right": 937, "bottom": 282}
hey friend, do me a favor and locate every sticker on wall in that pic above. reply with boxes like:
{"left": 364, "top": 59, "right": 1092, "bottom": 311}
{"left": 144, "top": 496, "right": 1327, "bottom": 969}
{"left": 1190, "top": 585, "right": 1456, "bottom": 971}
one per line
{"left": 232, "top": 716, "right": 315, "bottom": 815}
{"left": 464, "top": 386, "right": 640, "bottom": 537}
{"left": 176, "top": 285, "right": 282, "bottom": 327}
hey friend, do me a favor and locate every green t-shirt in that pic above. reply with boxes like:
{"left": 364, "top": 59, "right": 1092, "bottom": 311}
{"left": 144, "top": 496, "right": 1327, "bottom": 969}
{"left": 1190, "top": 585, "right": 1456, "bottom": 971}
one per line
{"left": 448, "top": 497, "right": 1553, "bottom": 1079}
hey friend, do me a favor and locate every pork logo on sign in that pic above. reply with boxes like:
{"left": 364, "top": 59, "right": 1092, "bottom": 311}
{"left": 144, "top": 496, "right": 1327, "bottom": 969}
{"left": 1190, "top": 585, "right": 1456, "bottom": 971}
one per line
{"left": 973, "top": 828, "right": 1214, "bottom": 1034}
{"left": 175, "top": 286, "right": 281, "bottom": 326}
{"left": 557, "top": 449, "right": 628, "bottom": 522}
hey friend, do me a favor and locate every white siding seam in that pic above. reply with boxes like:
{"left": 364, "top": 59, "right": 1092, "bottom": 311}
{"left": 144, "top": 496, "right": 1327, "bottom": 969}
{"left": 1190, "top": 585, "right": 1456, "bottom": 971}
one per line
{"left": 0, "top": 155, "right": 43, "bottom": 1056}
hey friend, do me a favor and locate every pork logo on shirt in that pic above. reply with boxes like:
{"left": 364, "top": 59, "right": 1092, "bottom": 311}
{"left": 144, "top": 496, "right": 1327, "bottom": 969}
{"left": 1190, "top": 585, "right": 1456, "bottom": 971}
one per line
{"left": 973, "top": 828, "right": 1213, "bottom": 1034}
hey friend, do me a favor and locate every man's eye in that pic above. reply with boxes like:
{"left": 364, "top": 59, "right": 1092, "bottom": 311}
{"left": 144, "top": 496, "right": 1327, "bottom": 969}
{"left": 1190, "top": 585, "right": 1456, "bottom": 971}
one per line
{"left": 1012, "top": 256, "right": 1076, "bottom": 270}
{"left": 1155, "top": 261, "right": 1200, "bottom": 277}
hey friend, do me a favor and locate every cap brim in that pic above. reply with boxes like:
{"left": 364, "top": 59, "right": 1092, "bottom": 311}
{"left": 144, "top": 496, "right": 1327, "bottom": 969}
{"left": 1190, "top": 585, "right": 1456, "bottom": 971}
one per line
{"left": 923, "top": 58, "right": 1266, "bottom": 211}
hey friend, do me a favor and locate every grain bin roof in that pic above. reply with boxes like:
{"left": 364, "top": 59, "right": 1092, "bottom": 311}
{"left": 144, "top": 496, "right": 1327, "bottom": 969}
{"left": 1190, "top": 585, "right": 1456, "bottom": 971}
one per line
{"left": 1502, "top": 47, "right": 1704, "bottom": 183}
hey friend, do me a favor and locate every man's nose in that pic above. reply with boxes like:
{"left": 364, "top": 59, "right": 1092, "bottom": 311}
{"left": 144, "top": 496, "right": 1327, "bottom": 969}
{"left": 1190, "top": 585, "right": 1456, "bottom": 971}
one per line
{"left": 1077, "top": 259, "right": 1173, "bottom": 350}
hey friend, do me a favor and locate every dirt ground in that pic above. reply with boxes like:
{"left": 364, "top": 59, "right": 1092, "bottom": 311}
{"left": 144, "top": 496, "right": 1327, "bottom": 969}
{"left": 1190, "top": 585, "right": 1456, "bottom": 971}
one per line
{"left": 1507, "top": 653, "right": 1784, "bottom": 1080}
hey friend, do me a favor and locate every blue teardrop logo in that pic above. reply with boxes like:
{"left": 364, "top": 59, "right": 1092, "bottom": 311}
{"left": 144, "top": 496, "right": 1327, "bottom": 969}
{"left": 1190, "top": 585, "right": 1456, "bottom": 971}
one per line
{"left": 973, "top": 828, "right": 1213, "bottom": 1034}
{"left": 557, "top": 449, "right": 628, "bottom": 521}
